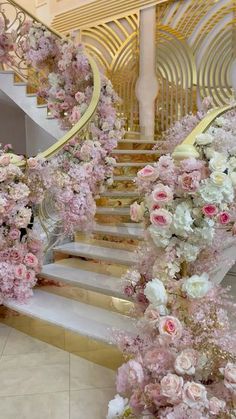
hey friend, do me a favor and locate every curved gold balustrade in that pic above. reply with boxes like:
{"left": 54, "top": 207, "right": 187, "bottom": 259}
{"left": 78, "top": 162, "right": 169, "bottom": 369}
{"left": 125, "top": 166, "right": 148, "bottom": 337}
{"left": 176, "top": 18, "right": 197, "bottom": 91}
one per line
{"left": 172, "top": 104, "right": 236, "bottom": 160}
{"left": 0, "top": 0, "right": 101, "bottom": 166}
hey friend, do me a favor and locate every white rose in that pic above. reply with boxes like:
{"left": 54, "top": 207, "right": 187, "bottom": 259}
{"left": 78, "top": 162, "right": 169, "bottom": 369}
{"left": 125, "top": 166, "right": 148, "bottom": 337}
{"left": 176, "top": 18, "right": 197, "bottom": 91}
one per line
{"left": 209, "top": 152, "right": 227, "bottom": 172}
{"left": 182, "top": 273, "right": 212, "bottom": 299}
{"left": 107, "top": 395, "right": 128, "bottom": 419}
{"left": 144, "top": 278, "right": 168, "bottom": 307}
{"left": 175, "top": 349, "right": 197, "bottom": 376}
{"left": 199, "top": 179, "right": 224, "bottom": 204}
{"left": 195, "top": 133, "right": 213, "bottom": 146}
{"left": 210, "top": 171, "right": 228, "bottom": 187}
{"left": 182, "top": 382, "right": 208, "bottom": 408}
{"left": 171, "top": 202, "right": 193, "bottom": 237}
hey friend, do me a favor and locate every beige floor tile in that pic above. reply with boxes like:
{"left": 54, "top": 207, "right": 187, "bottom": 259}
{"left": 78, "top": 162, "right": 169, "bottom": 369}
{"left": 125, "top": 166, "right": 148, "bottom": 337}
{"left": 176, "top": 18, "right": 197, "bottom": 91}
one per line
{"left": 0, "top": 324, "right": 11, "bottom": 356}
{"left": 0, "top": 351, "right": 69, "bottom": 396}
{"left": 70, "top": 388, "right": 115, "bottom": 419}
{"left": 3, "top": 328, "right": 64, "bottom": 356}
{"left": 70, "top": 354, "right": 116, "bottom": 390}
{"left": 0, "top": 392, "right": 69, "bottom": 419}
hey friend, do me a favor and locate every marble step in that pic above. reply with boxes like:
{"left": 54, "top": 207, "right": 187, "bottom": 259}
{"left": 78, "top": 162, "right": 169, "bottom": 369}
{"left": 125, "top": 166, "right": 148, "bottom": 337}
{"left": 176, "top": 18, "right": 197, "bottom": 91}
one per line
{"left": 93, "top": 223, "right": 143, "bottom": 239}
{"left": 119, "top": 139, "right": 156, "bottom": 144}
{"left": 100, "top": 190, "right": 138, "bottom": 198}
{"left": 114, "top": 162, "right": 155, "bottom": 167}
{"left": 41, "top": 261, "right": 126, "bottom": 299}
{"left": 113, "top": 175, "right": 135, "bottom": 181}
{"left": 5, "top": 290, "right": 135, "bottom": 344}
{"left": 96, "top": 207, "right": 130, "bottom": 216}
{"left": 112, "top": 149, "right": 158, "bottom": 155}
{"left": 54, "top": 241, "right": 137, "bottom": 266}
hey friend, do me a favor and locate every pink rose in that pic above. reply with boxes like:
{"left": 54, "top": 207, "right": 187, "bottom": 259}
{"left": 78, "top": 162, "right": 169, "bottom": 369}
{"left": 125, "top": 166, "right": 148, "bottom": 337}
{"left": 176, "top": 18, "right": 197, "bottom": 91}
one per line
{"left": 0, "top": 154, "right": 10, "bottom": 166}
{"left": 202, "top": 204, "right": 218, "bottom": 217}
{"left": 178, "top": 171, "right": 201, "bottom": 192}
{"left": 220, "top": 362, "right": 236, "bottom": 391}
{"left": 129, "top": 390, "right": 145, "bottom": 415}
{"left": 158, "top": 316, "right": 183, "bottom": 340}
{"left": 27, "top": 157, "right": 40, "bottom": 170}
{"left": 14, "top": 264, "right": 27, "bottom": 280}
{"left": 130, "top": 202, "right": 145, "bottom": 222}
{"left": 124, "top": 285, "right": 134, "bottom": 297}
{"left": 160, "top": 373, "right": 183, "bottom": 402}
{"left": 152, "top": 184, "right": 173, "bottom": 204}
{"left": 218, "top": 211, "right": 231, "bottom": 225}
{"left": 174, "top": 349, "right": 197, "bottom": 376}
{"left": 24, "top": 253, "right": 38, "bottom": 268}
{"left": 55, "top": 89, "right": 65, "bottom": 101}
{"left": 145, "top": 383, "right": 164, "bottom": 407}
{"left": 209, "top": 397, "right": 226, "bottom": 415}
{"left": 182, "top": 382, "right": 208, "bottom": 408}
{"left": 25, "top": 269, "right": 36, "bottom": 282}
{"left": 10, "top": 249, "right": 22, "bottom": 263}
{"left": 9, "top": 229, "right": 21, "bottom": 240}
{"left": 69, "top": 106, "right": 81, "bottom": 124}
{"left": 137, "top": 165, "right": 159, "bottom": 182}
{"left": 150, "top": 209, "right": 172, "bottom": 228}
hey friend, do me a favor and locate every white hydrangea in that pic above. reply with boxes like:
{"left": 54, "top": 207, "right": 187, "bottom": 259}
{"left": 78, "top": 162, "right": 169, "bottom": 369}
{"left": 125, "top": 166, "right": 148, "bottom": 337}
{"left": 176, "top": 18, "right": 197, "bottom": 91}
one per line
{"left": 148, "top": 225, "right": 172, "bottom": 248}
{"left": 107, "top": 395, "right": 129, "bottom": 419}
{"left": 177, "top": 242, "right": 200, "bottom": 262}
{"left": 214, "top": 116, "right": 227, "bottom": 127}
{"left": 195, "top": 133, "right": 213, "bottom": 146}
{"left": 171, "top": 202, "right": 193, "bottom": 237}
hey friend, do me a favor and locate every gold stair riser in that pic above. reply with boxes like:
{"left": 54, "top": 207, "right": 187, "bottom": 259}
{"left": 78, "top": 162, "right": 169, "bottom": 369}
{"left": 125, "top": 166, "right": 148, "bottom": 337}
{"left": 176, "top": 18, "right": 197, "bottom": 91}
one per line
{"left": 0, "top": 308, "right": 123, "bottom": 370}
{"left": 95, "top": 214, "right": 131, "bottom": 224}
{"left": 96, "top": 197, "right": 137, "bottom": 207}
{"left": 113, "top": 154, "right": 157, "bottom": 163}
{"left": 37, "top": 284, "right": 134, "bottom": 317}
{"left": 113, "top": 167, "right": 143, "bottom": 176}
{"left": 111, "top": 181, "right": 136, "bottom": 189}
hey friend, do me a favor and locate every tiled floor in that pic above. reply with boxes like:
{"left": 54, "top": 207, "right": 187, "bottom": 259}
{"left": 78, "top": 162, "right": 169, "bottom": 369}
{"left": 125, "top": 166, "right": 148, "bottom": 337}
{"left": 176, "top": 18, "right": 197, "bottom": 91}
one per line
{"left": 0, "top": 325, "right": 116, "bottom": 419}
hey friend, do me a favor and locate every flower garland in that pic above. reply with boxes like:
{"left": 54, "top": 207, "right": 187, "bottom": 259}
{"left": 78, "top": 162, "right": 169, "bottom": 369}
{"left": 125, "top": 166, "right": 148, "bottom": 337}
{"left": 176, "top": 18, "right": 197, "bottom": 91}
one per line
{"left": 107, "top": 109, "right": 236, "bottom": 418}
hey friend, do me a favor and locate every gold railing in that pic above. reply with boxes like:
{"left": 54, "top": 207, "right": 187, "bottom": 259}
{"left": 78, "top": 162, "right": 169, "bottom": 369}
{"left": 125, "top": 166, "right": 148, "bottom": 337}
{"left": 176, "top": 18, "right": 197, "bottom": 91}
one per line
{"left": 172, "top": 104, "right": 235, "bottom": 160}
{"left": 0, "top": 0, "right": 101, "bottom": 166}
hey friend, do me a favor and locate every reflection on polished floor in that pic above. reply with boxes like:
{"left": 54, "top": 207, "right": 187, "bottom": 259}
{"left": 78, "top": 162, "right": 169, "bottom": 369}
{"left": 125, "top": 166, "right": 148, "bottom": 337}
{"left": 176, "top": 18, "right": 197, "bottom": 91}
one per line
{"left": 0, "top": 325, "right": 116, "bottom": 419}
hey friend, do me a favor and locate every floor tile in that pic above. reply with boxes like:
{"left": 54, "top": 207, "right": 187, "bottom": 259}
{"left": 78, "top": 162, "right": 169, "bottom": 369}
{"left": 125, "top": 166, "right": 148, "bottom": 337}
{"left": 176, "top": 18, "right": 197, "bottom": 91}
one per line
{"left": 3, "top": 328, "right": 64, "bottom": 356}
{"left": 70, "top": 354, "right": 116, "bottom": 390}
{"left": 0, "top": 392, "right": 69, "bottom": 419}
{"left": 70, "top": 388, "right": 115, "bottom": 419}
{"left": 0, "top": 351, "right": 69, "bottom": 396}
{"left": 0, "top": 324, "right": 11, "bottom": 356}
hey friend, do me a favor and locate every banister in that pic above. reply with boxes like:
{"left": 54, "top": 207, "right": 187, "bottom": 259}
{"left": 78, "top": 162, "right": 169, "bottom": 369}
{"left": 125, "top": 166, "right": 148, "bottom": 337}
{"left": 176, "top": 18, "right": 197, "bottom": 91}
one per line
{"left": 1, "top": 0, "right": 101, "bottom": 165}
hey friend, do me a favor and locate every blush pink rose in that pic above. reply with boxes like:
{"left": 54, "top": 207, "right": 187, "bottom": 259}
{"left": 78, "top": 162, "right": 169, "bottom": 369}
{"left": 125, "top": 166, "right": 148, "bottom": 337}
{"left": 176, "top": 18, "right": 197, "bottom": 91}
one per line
{"left": 160, "top": 373, "right": 183, "bottom": 402}
{"left": 220, "top": 362, "right": 236, "bottom": 391}
{"left": 209, "top": 397, "right": 226, "bottom": 415}
{"left": 27, "top": 157, "right": 40, "bottom": 170}
{"left": 174, "top": 349, "right": 197, "bottom": 376}
{"left": 9, "top": 229, "right": 21, "bottom": 240}
{"left": 137, "top": 165, "right": 159, "bottom": 182}
{"left": 178, "top": 171, "right": 201, "bottom": 192}
{"left": 182, "top": 382, "right": 208, "bottom": 408}
{"left": 158, "top": 316, "right": 183, "bottom": 340}
{"left": 152, "top": 184, "right": 173, "bottom": 204}
{"left": 14, "top": 264, "right": 27, "bottom": 280}
{"left": 0, "top": 154, "right": 10, "bottom": 166}
{"left": 129, "top": 390, "right": 145, "bottom": 415}
{"left": 202, "top": 204, "right": 218, "bottom": 217}
{"left": 25, "top": 269, "right": 36, "bottom": 282}
{"left": 10, "top": 249, "right": 22, "bottom": 263}
{"left": 150, "top": 209, "right": 172, "bottom": 228}
{"left": 24, "top": 253, "right": 38, "bottom": 268}
{"left": 218, "top": 211, "right": 231, "bottom": 225}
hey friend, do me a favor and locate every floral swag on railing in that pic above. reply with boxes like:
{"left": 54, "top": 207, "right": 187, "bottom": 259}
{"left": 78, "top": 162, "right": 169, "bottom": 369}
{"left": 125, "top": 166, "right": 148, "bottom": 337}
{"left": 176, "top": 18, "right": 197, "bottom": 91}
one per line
{"left": 0, "top": 17, "right": 123, "bottom": 303}
{"left": 108, "top": 106, "right": 236, "bottom": 418}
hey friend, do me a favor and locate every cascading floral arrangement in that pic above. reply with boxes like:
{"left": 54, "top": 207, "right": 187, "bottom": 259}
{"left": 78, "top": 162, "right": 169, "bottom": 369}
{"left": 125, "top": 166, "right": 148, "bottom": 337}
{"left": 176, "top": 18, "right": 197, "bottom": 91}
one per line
{"left": 107, "top": 109, "right": 236, "bottom": 418}
{"left": 0, "top": 18, "right": 123, "bottom": 302}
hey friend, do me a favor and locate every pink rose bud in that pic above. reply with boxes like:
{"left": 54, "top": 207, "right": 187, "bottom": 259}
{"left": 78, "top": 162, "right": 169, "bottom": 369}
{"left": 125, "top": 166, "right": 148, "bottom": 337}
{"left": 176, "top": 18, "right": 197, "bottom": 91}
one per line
{"left": 202, "top": 204, "right": 218, "bottom": 217}
{"left": 218, "top": 211, "right": 231, "bottom": 225}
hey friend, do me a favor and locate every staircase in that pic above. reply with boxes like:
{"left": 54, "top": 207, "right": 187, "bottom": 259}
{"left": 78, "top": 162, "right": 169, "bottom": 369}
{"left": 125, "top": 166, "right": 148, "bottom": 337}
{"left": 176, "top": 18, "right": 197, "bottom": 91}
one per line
{"left": 0, "top": 130, "right": 160, "bottom": 369}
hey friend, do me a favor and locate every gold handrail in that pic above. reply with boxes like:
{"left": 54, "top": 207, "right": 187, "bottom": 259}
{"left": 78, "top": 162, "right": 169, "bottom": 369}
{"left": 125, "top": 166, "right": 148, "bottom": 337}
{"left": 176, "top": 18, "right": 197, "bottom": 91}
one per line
{"left": 2, "top": 0, "right": 101, "bottom": 166}
{"left": 172, "top": 104, "right": 235, "bottom": 160}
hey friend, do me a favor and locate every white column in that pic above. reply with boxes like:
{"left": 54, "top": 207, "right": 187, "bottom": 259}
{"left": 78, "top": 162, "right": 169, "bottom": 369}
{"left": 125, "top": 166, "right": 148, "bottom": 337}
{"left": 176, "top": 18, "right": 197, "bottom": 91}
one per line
{"left": 135, "top": 6, "right": 158, "bottom": 139}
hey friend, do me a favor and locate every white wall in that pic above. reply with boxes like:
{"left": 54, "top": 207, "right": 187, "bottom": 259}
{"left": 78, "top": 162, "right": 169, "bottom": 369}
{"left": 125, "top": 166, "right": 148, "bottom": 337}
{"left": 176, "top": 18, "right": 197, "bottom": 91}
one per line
{"left": 0, "top": 92, "right": 26, "bottom": 155}
{"left": 25, "top": 115, "right": 56, "bottom": 156}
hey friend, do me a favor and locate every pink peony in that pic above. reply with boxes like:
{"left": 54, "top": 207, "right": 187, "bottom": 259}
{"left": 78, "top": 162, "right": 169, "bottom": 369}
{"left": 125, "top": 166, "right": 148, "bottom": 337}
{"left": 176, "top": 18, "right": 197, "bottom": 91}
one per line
{"left": 160, "top": 373, "right": 183, "bottom": 403}
{"left": 24, "top": 253, "right": 38, "bottom": 268}
{"left": 218, "top": 211, "right": 231, "bottom": 225}
{"left": 152, "top": 184, "right": 173, "bottom": 205}
{"left": 150, "top": 209, "right": 172, "bottom": 228}
{"left": 178, "top": 171, "right": 201, "bottom": 192}
{"left": 182, "top": 382, "right": 208, "bottom": 408}
{"left": 158, "top": 316, "right": 183, "bottom": 340}
{"left": 116, "top": 360, "right": 144, "bottom": 394}
{"left": 202, "top": 204, "right": 218, "bottom": 217}
{"left": 137, "top": 165, "right": 159, "bottom": 182}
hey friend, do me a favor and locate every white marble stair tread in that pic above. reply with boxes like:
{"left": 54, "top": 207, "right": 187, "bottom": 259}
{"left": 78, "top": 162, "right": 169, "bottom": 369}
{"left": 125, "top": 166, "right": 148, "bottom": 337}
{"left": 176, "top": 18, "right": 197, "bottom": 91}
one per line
{"left": 5, "top": 290, "right": 135, "bottom": 344}
{"left": 100, "top": 190, "right": 138, "bottom": 198}
{"left": 93, "top": 223, "right": 143, "bottom": 239}
{"left": 113, "top": 175, "right": 135, "bottom": 181}
{"left": 96, "top": 207, "right": 130, "bottom": 216}
{"left": 118, "top": 139, "right": 156, "bottom": 144}
{"left": 112, "top": 149, "right": 159, "bottom": 154}
{"left": 114, "top": 162, "right": 155, "bottom": 167}
{"left": 41, "top": 262, "right": 126, "bottom": 299}
{"left": 54, "top": 242, "right": 137, "bottom": 266}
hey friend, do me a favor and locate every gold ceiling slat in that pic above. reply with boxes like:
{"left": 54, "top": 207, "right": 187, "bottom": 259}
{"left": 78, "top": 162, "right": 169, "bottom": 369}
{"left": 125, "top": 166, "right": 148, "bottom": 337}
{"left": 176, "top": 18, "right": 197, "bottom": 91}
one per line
{"left": 52, "top": 0, "right": 169, "bottom": 32}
